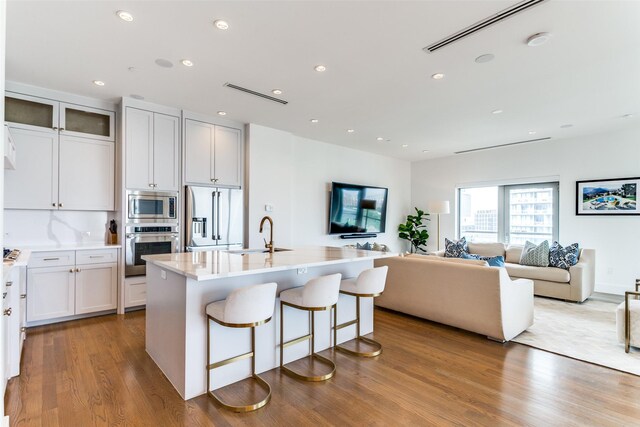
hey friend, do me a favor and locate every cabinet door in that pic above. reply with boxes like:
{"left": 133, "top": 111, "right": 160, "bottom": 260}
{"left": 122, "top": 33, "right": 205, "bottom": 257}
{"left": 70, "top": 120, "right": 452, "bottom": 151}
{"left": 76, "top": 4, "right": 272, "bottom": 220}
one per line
{"left": 4, "top": 127, "right": 58, "bottom": 209}
{"left": 125, "top": 107, "right": 154, "bottom": 190}
{"left": 184, "top": 119, "right": 213, "bottom": 185}
{"left": 26, "top": 267, "right": 75, "bottom": 322}
{"left": 4, "top": 93, "right": 59, "bottom": 132}
{"left": 214, "top": 126, "right": 242, "bottom": 187}
{"left": 60, "top": 103, "right": 115, "bottom": 142}
{"left": 125, "top": 278, "right": 147, "bottom": 308}
{"left": 153, "top": 113, "right": 180, "bottom": 191}
{"left": 75, "top": 263, "right": 117, "bottom": 314}
{"left": 58, "top": 136, "right": 115, "bottom": 210}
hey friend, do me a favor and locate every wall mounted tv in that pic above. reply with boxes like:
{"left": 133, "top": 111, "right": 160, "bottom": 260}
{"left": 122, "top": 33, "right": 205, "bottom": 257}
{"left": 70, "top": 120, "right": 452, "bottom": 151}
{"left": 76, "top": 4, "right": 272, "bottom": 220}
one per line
{"left": 328, "top": 182, "right": 388, "bottom": 235}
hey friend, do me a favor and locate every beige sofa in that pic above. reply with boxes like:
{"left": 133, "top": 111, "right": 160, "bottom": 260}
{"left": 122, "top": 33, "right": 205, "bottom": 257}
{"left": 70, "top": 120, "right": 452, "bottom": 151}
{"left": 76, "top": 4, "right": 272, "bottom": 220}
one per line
{"left": 435, "top": 243, "right": 596, "bottom": 303}
{"left": 373, "top": 255, "right": 534, "bottom": 341}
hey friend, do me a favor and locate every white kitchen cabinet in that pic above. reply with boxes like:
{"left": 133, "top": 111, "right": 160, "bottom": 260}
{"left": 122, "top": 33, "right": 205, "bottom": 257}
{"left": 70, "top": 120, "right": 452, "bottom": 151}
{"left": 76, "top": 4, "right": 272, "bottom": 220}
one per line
{"left": 4, "top": 128, "right": 115, "bottom": 211}
{"left": 26, "top": 266, "right": 75, "bottom": 322}
{"left": 58, "top": 135, "right": 115, "bottom": 210}
{"left": 4, "top": 127, "right": 58, "bottom": 209}
{"left": 125, "top": 107, "right": 179, "bottom": 191}
{"left": 75, "top": 263, "right": 117, "bottom": 314}
{"left": 5, "top": 93, "right": 114, "bottom": 141}
{"left": 27, "top": 249, "right": 118, "bottom": 325}
{"left": 4, "top": 125, "right": 16, "bottom": 169}
{"left": 184, "top": 119, "right": 241, "bottom": 187}
{"left": 124, "top": 276, "right": 147, "bottom": 308}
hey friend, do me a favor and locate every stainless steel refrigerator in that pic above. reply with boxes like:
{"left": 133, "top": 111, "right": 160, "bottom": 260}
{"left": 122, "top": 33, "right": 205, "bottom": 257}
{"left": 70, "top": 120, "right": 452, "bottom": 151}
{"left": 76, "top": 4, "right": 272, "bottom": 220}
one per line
{"left": 185, "top": 185, "right": 243, "bottom": 251}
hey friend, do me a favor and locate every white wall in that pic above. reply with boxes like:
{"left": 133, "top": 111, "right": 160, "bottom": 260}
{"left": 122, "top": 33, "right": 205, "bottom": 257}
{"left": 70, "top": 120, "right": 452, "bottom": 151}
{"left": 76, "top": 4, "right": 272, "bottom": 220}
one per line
{"left": 246, "top": 124, "right": 411, "bottom": 252}
{"left": 412, "top": 125, "right": 640, "bottom": 294}
{"left": 4, "top": 210, "right": 114, "bottom": 247}
{"left": 1, "top": 0, "right": 6, "bottom": 418}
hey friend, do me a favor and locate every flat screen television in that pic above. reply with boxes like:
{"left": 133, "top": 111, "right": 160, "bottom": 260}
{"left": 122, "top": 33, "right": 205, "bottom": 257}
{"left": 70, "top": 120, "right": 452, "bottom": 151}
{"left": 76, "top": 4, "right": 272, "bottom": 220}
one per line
{"left": 328, "top": 182, "right": 388, "bottom": 234}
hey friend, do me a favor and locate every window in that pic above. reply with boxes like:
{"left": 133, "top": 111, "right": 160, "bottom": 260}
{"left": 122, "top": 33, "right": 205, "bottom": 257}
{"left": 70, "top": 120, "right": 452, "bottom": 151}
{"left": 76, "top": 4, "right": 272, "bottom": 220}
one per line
{"left": 458, "top": 182, "right": 559, "bottom": 245}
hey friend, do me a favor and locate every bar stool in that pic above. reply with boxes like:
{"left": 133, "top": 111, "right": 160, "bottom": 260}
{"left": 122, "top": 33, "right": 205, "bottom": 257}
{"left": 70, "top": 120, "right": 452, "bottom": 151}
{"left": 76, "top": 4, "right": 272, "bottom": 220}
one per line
{"left": 279, "top": 273, "right": 342, "bottom": 381}
{"left": 334, "top": 266, "right": 388, "bottom": 357}
{"left": 206, "top": 282, "right": 277, "bottom": 412}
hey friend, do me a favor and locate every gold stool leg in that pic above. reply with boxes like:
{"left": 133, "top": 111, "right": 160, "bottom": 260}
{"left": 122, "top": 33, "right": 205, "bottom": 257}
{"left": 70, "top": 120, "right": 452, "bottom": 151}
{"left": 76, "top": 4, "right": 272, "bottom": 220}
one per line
{"left": 335, "top": 294, "right": 382, "bottom": 357}
{"left": 207, "top": 323, "right": 272, "bottom": 412}
{"left": 280, "top": 303, "right": 336, "bottom": 382}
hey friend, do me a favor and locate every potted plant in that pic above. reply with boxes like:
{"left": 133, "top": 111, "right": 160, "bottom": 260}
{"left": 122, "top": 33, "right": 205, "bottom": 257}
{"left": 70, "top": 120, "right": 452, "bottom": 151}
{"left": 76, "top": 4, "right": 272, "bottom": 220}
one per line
{"left": 398, "top": 207, "right": 430, "bottom": 253}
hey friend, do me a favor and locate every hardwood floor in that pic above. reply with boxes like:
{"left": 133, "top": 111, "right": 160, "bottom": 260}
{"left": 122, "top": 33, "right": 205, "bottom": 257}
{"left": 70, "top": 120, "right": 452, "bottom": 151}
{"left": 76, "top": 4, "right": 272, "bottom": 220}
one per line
{"left": 6, "top": 308, "right": 640, "bottom": 426}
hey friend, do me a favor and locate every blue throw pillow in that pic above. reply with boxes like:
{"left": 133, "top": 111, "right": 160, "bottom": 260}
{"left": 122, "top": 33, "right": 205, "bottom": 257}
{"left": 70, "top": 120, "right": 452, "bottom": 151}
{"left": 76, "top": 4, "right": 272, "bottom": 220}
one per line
{"left": 520, "top": 240, "right": 550, "bottom": 267}
{"left": 444, "top": 237, "right": 468, "bottom": 258}
{"left": 461, "top": 252, "right": 505, "bottom": 267}
{"left": 549, "top": 242, "right": 580, "bottom": 270}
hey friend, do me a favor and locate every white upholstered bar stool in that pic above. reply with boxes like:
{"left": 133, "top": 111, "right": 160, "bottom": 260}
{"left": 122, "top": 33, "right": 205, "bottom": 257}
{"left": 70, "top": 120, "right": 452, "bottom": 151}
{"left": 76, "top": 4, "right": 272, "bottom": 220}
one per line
{"left": 279, "top": 273, "right": 342, "bottom": 381}
{"left": 206, "top": 282, "right": 277, "bottom": 412}
{"left": 616, "top": 279, "right": 640, "bottom": 353}
{"left": 334, "top": 266, "right": 388, "bottom": 357}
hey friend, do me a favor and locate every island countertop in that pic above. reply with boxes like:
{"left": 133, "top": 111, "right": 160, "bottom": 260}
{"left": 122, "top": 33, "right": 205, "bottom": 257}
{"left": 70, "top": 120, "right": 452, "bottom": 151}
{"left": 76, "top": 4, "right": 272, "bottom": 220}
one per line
{"left": 142, "top": 246, "right": 394, "bottom": 281}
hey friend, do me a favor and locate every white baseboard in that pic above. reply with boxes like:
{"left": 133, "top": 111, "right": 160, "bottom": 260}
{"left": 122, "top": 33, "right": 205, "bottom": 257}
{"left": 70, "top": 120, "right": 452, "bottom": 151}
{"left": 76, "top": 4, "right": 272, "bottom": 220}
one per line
{"left": 595, "top": 282, "right": 629, "bottom": 296}
{"left": 3, "top": 416, "right": 9, "bottom": 427}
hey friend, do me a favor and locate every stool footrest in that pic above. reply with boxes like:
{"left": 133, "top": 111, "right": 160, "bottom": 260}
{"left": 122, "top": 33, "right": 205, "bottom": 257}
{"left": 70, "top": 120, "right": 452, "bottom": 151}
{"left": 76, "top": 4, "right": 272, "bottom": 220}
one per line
{"left": 335, "top": 336, "right": 382, "bottom": 357}
{"left": 208, "top": 374, "right": 272, "bottom": 413}
{"left": 335, "top": 318, "right": 358, "bottom": 331}
{"left": 208, "top": 350, "right": 254, "bottom": 370}
{"left": 282, "top": 333, "right": 312, "bottom": 349}
{"left": 281, "top": 354, "right": 336, "bottom": 382}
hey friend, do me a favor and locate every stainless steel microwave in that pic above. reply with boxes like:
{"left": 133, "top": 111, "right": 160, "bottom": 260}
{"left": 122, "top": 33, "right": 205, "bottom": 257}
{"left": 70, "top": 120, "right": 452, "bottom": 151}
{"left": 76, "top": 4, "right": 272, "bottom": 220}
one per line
{"left": 126, "top": 190, "right": 178, "bottom": 223}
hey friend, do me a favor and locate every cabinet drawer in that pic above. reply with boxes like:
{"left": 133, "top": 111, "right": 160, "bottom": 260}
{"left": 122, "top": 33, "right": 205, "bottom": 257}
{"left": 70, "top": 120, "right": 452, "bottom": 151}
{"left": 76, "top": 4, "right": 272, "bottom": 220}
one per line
{"left": 29, "top": 251, "right": 75, "bottom": 268}
{"left": 125, "top": 279, "right": 147, "bottom": 308}
{"left": 76, "top": 249, "right": 118, "bottom": 265}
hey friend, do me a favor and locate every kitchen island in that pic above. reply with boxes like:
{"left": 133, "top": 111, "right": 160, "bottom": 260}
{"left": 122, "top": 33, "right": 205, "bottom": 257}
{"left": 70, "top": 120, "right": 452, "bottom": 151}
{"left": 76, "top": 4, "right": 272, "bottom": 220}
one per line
{"left": 143, "top": 246, "right": 393, "bottom": 400}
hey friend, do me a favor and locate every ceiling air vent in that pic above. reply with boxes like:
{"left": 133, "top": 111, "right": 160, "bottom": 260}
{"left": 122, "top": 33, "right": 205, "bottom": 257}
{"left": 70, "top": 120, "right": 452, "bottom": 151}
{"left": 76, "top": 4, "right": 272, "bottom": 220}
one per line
{"left": 224, "top": 83, "right": 288, "bottom": 105}
{"left": 424, "top": 0, "right": 547, "bottom": 53}
{"left": 454, "top": 137, "right": 551, "bottom": 155}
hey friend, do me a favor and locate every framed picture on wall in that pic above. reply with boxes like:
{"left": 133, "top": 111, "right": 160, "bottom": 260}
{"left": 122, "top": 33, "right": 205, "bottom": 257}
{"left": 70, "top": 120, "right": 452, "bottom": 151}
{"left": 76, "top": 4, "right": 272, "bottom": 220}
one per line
{"left": 576, "top": 177, "right": 640, "bottom": 215}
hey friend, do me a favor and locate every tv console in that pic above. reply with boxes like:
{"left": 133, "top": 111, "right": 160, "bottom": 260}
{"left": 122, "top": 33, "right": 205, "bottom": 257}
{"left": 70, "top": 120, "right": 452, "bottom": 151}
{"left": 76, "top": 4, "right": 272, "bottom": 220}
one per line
{"left": 340, "top": 233, "right": 378, "bottom": 239}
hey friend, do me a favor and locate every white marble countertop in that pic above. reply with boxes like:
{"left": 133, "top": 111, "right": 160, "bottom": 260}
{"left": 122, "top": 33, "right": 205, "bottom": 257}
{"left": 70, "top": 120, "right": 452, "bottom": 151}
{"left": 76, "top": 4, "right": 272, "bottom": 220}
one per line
{"left": 143, "top": 246, "right": 395, "bottom": 281}
{"left": 15, "top": 242, "right": 122, "bottom": 252}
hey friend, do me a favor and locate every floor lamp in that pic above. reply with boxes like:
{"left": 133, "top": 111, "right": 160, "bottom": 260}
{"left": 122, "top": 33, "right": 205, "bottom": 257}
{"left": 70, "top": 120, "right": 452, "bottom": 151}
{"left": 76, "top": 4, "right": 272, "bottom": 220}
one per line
{"left": 427, "top": 201, "right": 450, "bottom": 251}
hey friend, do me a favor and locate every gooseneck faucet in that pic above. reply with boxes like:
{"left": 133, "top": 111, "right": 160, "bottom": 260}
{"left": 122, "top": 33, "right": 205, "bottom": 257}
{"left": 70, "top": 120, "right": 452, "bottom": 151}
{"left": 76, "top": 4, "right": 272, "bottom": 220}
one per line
{"left": 259, "top": 216, "right": 274, "bottom": 253}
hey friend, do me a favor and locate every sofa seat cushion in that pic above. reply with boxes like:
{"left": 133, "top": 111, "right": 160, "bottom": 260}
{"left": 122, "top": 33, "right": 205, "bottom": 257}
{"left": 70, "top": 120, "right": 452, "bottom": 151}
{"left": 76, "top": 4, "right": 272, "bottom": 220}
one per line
{"left": 405, "top": 253, "right": 489, "bottom": 266}
{"left": 505, "top": 262, "right": 570, "bottom": 283}
{"left": 467, "top": 242, "right": 506, "bottom": 258}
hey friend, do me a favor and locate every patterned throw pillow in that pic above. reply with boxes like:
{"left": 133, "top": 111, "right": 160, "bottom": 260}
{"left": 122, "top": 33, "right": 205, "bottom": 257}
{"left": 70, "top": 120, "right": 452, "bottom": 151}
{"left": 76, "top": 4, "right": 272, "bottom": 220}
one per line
{"left": 461, "top": 252, "right": 505, "bottom": 267}
{"left": 520, "top": 240, "right": 550, "bottom": 267}
{"left": 444, "top": 237, "right": 468, "bottom": 258}
{"left": 549, "top": 242, "right": 580, "bottom": 270}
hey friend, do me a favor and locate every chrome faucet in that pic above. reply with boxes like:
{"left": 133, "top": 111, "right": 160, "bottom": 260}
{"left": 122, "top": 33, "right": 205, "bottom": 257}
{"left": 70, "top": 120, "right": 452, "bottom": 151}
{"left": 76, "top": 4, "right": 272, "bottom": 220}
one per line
{"left": 259, "top": 216, "right": 274, "bottom": 253}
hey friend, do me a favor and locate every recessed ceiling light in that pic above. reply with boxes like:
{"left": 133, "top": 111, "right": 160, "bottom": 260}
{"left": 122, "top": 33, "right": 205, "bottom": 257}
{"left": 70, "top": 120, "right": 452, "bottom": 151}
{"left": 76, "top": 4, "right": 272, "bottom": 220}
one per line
{"left": 526, "top": 32, "right": 551, "bottom": 47}
{"left": 271, "top": 89, "right": 283, "bottom": 95}
{"left": 181, "top": 59, "right": 194, "bottom": 67}
{"left": 92, "top": 80, "right": 105, "bottom": 86}
{"left": 528, "top": 131, "right": 537, "bottom": 135}
{"left": 402, "top": 144, "right": 408, "bottom": 148}
{"left": 116, "top": 10, "right": 134, "bottom": 22}
{"left": 560, "top": 124, "right": 573, "bottom": 128}
{"left": 217, "top": 111, "right": 227, "bottom": 116}
{"left": 376, "top": 137, "right": 384, "bottom": 141}
{"left": 155, "top": 58, "right": 173, "bottom": 68}
{"left": 314, "top": 65, "right": 327, "bottom": 72}
{"left": 130, "top": 94, "right": 145, "bottom": 100}
{"left": 431, "top": 73, "right": 445, "bottom": 80}
{"left": 310, "top": 119, "right": 319, "bottom": 123}
{"left": 213, "top": 19, "right": 229, "bottom": 30}
{"left": 492, "top": 109, "right": 503, "bottom": 114}
{"left": 475, "top": 54, "right": 495, "bottom": 63}
{"left": 347, "top": 129, "right": 355, "bottom": 133}
{"left": 422, "top": 150, "right": 430, "bottom": 153}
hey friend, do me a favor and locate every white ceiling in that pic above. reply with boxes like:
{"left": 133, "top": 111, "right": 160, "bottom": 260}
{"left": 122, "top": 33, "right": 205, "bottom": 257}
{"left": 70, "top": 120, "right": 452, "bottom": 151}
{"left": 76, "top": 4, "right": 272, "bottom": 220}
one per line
{"left": 5, "top": 1, "right": 640, "bottom": 161}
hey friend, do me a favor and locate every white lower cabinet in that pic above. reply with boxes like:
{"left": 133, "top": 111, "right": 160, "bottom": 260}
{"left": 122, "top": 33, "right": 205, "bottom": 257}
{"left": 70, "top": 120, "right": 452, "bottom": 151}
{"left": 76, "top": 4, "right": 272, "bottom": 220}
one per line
{"left": 27, "top": 248, "right": 118, "bottom": 324}
{"left": 125, "top": 277, "right": 147, "bottom": 308}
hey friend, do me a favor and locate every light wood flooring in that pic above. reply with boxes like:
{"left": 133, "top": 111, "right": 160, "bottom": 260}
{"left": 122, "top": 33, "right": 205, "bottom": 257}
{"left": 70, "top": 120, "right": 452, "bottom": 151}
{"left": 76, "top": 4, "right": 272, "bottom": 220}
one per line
{"left": 6, "top": 308, "right": 640, "bottom": 426}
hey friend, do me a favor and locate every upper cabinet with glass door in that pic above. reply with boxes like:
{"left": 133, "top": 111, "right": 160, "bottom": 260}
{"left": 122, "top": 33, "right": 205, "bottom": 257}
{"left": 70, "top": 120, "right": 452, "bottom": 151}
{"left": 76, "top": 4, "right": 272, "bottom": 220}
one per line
{"left": 5, "top": 93, "right": 115, "bottom": 141}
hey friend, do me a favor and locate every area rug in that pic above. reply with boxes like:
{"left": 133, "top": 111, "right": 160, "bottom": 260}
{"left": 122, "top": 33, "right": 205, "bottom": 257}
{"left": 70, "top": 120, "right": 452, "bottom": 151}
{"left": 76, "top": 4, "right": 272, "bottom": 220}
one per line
{"left": 512, "top": 297, "right": 640, "bottom": 376}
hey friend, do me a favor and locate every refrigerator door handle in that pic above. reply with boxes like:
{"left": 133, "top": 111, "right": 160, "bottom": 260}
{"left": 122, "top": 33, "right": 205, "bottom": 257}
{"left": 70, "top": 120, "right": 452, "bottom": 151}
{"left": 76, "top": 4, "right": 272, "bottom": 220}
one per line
{"left": 217, "top": 191, "right": 222, "bottom": 241}
{"left": 212, "top": 191, "right": 217, "bottom": 242}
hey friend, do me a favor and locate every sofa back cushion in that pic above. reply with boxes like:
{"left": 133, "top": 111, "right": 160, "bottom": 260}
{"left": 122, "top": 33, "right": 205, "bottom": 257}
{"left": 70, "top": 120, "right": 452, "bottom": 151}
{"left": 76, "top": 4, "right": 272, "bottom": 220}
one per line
{"left": 467, "top": 242, "right": 506, "bottom": 258}
{"left": 405, "top": 253, "right": 488, "bottom": 266}
{"left": 506, "top": 245, "right": 524, "bottom": 264}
